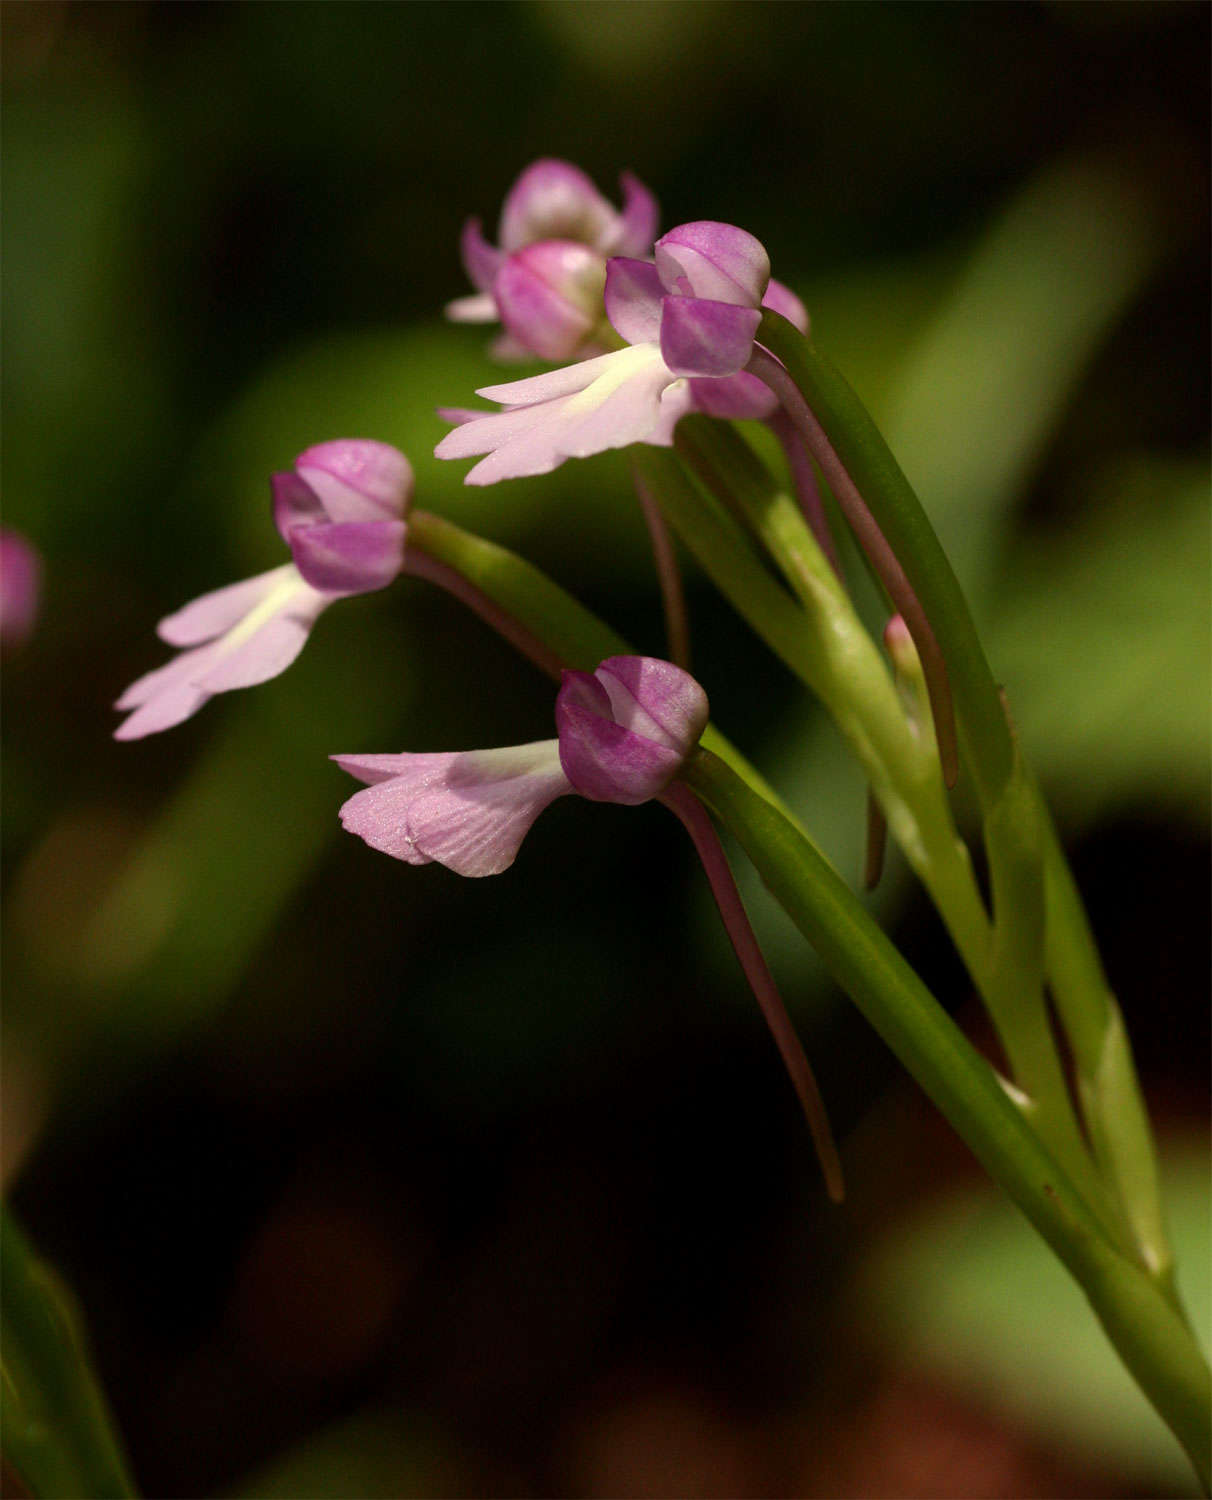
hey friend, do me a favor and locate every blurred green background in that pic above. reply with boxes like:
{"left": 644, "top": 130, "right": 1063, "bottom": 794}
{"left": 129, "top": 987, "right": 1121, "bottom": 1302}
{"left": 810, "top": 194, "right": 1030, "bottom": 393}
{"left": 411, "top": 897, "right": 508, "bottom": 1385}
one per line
{"left": 2, "top": 2, "right": 1208, "bottom": 1496}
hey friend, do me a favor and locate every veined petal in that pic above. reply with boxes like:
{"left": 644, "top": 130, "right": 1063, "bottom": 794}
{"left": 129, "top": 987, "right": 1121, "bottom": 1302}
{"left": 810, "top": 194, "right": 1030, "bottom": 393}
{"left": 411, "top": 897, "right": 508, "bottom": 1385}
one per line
{"left": 336, "top": 741, "right": 570, "bottom": 876}
{"left": 295, "top": 439, "right": 414, "bottom": 524}
{"left": 614, "top": 171, "right": 660, "bottom": 257}
{"left": 659, "top": 297, "right": 761, "bottom": 377}
{"left": 288, "top": 519, "right": 406, "bottom": 595}
{"left": 156, "top": 564, "right": 294, "bottom": 647}
{"left": 604, "top": 257, "right": 664, "bottom": 347}
{"left": 556, "top": 700, "right": 682, "bottom": 805}
{"left": 594, "top": 656, "right": 709, "bottom": 751}
{"left": 655, "top": 221, "right": 770, "bottom": 307}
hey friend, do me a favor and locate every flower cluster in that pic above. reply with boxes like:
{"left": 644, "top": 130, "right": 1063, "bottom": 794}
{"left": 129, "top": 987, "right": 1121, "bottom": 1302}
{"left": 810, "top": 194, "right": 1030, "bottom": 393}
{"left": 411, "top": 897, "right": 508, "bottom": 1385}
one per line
{"left": 437, "top": 217, "right": 807, "bottom": 484}
{"left": 447, "top": 158, "right": 659, "bottom": 361}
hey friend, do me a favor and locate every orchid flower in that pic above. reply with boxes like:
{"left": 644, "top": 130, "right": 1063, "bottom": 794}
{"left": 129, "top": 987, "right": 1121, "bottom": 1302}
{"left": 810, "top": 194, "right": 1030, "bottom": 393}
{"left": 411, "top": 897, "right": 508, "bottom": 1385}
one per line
{"left": 114, "top": 440, "right": 411, "bottom": 740}
{"left": 336, "top": 651, "right": 843, "bottom": 1198}
{"left": 446, "top": 158, "right": 659, "bottom": 359}
{"left": 335, "top": 655, "right": 708, "bottom": 876}
{"left": 435, "top": 221, "right": 807, "bottom": 484}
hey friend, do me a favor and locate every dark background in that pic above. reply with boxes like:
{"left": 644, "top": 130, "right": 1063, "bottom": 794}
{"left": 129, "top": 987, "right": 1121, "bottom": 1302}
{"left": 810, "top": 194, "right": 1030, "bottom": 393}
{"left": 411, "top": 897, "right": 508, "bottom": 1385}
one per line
{"left": 3, "top": 3, "right": 1208, "bottom": 1495}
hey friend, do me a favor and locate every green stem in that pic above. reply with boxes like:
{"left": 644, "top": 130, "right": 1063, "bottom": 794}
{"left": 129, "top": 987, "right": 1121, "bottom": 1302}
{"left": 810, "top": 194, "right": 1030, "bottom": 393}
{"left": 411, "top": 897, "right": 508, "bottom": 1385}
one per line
{"left": 682, "top": 751, "right": 1211, "bottom": 1489}
{"left": 649, "top": 427, "right": 1108, "bottom": 1216}
{"left": 757, "top": 310, "right": 1013, "bottom": 806}
{"left": 1, "top": 1208, "right": 138, "bottom": 1499}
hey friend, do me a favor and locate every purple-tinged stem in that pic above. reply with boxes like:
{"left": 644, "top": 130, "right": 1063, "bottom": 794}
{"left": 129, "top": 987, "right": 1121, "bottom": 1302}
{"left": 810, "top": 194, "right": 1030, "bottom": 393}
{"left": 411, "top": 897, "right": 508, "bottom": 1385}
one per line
{"left": 632, "top": 463, "right": 691, "bottom": 670}
{"left": 770, "top": 409, "right": 843, "bottom": 580}
{"left": 660, "top": 779, "right": 845, "bottom": 1202}
{"left": 748, "top": 346, "right": 959, "bottom": 789}
{"left": 864, "top": 789, "right": 887, "bottom": 891}
{"left": 404, "top": 543, "right": 565, "bottom": 682}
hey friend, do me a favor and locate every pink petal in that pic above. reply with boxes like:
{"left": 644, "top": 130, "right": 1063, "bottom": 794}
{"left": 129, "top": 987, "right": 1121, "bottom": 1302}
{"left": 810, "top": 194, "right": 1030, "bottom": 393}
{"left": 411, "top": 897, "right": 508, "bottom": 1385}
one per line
{"left": 195, "top": 585, "right": 328, "bottom": 692}
{"left": 114, "top": 644, "right": 219, "bottom": 740}
{"left": 594, "top": 656, "right": 709, "bottom": 751}
{"left": 603, "top": 257, "right": 664, "bottom": 346}
{"left": 614, "top": 171, "right": 660, "bottom": 257}
{"left": 336, "top": 742, "right": 570, "bottom": 876}
{"left": 294, "top": 440, "right": 413, "bottom": 524}
{"left": 655, "top": 221, "right": 770, "bottom": 307}
{"left": 460, "top": 217, "right": 502, "bottom": 294}
{"left": 272, "top": 471, "right": 326, "bottom": 544}
{"left": 499, "top": 159, "right": 615, "bottom": 253}
{"left": 288, "top": 519, "right": 405, "bottom": 595}
{"left": 156, "top": 566, "right": 290, "bottom": 647}
{"left": 686, "top": 372, "right": 777, "bottom": 421}
{"left": 762, "top": 277, "right": 809, "bottom": 334}
{"left": 659, "top": 297, "right": 761, "bottom": 378}
{"left": 0, "top": 529, "right": 41, "bottom": 647}
{"left": 556, "top": 696, "right": 681, "bottom": 805}
{"left": 495, "top": 241, "right": 604, "bottom": 361}
{"left": 476, "top": 354, "right": 615, "bottom": 406}
{"left": 445, "top": 292, "right": 499, "bottom": 324}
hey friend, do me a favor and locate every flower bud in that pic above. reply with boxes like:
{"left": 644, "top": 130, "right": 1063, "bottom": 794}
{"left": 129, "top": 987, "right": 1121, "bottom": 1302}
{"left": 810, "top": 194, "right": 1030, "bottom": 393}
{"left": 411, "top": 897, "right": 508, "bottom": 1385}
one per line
{"left": 494, "top": 240, "right": 609, "bottom": 361}
{"left": 556, "top": 655, "right": 709, "bottom": 805}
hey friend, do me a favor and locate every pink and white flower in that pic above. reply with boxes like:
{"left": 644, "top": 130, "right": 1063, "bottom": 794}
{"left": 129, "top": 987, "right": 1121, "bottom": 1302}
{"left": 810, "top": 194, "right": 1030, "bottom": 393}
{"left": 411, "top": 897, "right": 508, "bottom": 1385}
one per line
{"left": 115, "top": 440, "right": 411, "bottom": 740}
{"left": 436, "top": 221, "right": 808, "bottom": 483}
{"left": 446, "top": 158, "right": 660, "bottom": 358}
{"left": 335, "top": 655, "right": 708, "bottom": 876}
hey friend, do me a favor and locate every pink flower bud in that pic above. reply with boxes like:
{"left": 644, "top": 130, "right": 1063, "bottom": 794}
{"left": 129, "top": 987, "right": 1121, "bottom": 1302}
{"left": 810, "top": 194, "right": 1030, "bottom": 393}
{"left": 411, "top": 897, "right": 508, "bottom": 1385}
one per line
{"left": 494, "top": 241, "right": 608, "bottom": 361}
{"left": 556, "top": 656, "right": 709, "bottom": 805}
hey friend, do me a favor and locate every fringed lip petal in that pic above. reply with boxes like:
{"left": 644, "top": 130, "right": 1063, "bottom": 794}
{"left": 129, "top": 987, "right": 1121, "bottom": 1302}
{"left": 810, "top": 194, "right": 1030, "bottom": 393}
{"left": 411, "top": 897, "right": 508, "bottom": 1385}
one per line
{"left": 156, "top": 565, "right": 291, "bottom": 647}
{"left": 335, "top": 742, "right": 572, "bottom": 876}
{"left": 438, "top": 346, "right": 675, "bottom": 484}
{"left": 659, "top": 296, "right": 762, "bottom": 378}
{"left": 288, "top": 519, "right": 406, "bottom": 595}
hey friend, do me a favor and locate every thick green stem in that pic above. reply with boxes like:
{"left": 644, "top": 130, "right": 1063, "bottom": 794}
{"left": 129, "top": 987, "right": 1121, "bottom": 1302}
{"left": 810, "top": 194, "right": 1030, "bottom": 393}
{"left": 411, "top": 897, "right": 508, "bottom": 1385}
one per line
{"left": 683, "top": 751, "right": 1210, "bottom": 1488}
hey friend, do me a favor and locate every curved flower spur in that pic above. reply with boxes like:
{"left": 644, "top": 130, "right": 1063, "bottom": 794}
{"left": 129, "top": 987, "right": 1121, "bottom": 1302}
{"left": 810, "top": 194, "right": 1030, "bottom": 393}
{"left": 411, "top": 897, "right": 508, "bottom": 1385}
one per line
{"left": 336, "top": 653, "right": 844, "bottom": 1201}
{"left": 114, "top": 440, "right": 411, "bottom": 739}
